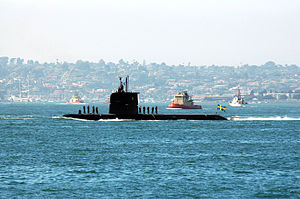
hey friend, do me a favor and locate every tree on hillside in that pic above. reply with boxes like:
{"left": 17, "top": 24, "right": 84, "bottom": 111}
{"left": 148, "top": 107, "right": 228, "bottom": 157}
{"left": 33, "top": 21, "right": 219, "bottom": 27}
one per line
{"left": 16, "top": 58, "right": 24, "bottom": 65}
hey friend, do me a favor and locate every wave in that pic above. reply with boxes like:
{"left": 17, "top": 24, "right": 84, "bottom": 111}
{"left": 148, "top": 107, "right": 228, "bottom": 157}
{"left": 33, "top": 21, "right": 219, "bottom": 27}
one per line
{"left": 52, "top": 116, "right": 92, "bottom": 122}
{"left": 98, "top": 119, "right": 135, "bottom": 122}
{"left": 52, "top": 116, "right": 134, "bottom": 122}
{"left": 51, "top": 116, "right": 65, "bottom": 119}
{"left": 0, "top": 116, "right": 34, "bottom": 120}
{"left": 230, "top": 116, "right": 300, "bottom": 121}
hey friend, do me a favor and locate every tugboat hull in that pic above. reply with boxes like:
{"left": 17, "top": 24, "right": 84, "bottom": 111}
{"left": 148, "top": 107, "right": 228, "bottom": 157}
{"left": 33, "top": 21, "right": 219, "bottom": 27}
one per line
{"left": 167, "top": 104, "right": 202, "bottom": 109}
{"left": 66, "top": 102, "right": 84, "bottom": 104}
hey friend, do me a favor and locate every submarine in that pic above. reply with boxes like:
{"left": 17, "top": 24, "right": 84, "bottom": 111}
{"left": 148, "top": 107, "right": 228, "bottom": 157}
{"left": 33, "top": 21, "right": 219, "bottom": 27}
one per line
{"left": 63, "top": 76, "right": 227, "bottom": 121}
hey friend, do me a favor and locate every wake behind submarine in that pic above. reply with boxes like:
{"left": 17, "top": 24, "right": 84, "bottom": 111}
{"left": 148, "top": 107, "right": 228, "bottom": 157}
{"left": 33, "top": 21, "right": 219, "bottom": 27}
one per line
{"left": 63, "top": 76, "right": 227, "bottom": 121}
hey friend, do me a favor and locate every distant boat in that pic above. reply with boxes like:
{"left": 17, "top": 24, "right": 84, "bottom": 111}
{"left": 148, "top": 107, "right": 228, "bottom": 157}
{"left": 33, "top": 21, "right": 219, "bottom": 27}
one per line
{"left": 104, "top": 98, "right": 110, "bottom": 103}
{"left": 168, "top": 91, "right": 202, "bottom": 109}
{"left": 229, "top": 88, "right": 247, "bottom": 107}
{"left": 8, "top": 95, "right": 31, "bottom": 102}
{"left": 67, "top": 94, "right": 84, "bottom": 104}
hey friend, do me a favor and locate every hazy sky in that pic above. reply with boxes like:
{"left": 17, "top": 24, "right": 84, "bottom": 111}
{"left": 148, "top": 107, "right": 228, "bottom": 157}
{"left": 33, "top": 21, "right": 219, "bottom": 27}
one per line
{"left": 1, "top": 0, "right": 300, "bottom": 66}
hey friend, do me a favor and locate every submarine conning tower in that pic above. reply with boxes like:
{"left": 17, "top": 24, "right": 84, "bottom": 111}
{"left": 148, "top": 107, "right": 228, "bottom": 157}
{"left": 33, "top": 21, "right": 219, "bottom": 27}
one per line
{"left": 109, "top": 76, "right": 139, "bottom": 115}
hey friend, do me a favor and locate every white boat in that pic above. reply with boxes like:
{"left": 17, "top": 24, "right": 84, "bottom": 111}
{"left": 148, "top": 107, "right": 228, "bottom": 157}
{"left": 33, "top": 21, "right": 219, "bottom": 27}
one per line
{"left": 229, "top": 88, "right": 246, "bottom": 107}
{"left": 229, "top": 96, "right": 243, "bottom": 107}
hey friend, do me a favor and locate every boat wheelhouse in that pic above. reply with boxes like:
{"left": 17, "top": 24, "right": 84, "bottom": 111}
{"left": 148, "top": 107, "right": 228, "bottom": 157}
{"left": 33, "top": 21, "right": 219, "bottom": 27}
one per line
{"left": 67, "top": 94, "right": 84, "bottom": 104}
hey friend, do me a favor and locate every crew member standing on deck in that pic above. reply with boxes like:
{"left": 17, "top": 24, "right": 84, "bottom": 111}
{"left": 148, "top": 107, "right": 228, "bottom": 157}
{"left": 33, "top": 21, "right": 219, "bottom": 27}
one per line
{"left": 152, "top": 107, "right": 154, "bottom": 114}
{"left": 143, "top": 106, "right": 145, "bottom": 114}
{"left": 147, "top": 107, "right": 149, "bottom": 114}
{"left": 139, "top": 106, "right": 141, "bottom": 113}
{"left": 155, "top": 106, "right": 158, "bottom": 114}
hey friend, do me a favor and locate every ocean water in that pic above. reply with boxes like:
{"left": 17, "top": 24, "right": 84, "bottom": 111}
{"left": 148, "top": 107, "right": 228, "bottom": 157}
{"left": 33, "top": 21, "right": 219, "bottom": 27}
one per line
{"left": 0, "top": 102, "right": 299, "bottom": 198}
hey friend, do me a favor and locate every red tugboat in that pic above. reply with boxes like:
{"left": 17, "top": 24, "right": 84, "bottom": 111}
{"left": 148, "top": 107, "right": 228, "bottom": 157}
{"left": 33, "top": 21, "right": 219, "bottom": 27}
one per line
{"left": 168, "top": 91, "right": 202, "bottom": 109}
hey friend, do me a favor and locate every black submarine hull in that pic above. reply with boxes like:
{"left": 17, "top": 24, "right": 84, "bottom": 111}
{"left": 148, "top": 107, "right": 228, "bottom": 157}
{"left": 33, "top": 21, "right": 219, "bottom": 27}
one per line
{"left": 63, "top": 113, "right": 227, "bottom": 120}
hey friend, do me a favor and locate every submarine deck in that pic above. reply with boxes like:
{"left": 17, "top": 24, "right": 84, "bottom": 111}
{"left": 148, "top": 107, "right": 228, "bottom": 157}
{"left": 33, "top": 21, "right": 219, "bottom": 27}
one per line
{"left": 63, "top": 114, "right": 227, "bottom": 120}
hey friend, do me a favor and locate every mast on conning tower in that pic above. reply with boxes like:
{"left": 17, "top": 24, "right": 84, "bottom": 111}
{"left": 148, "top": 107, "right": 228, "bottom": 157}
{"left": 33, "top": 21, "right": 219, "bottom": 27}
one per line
{"left": 117, "top": 76, "right": 129, "bottom": 93}
{"left": 125, "top": 76, "right": 129, "bottom": 92}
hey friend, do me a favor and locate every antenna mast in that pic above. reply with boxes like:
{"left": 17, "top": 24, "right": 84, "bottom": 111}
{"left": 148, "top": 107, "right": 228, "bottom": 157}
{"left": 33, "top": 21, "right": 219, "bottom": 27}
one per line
{"left": 125, "top": 76, "right": 129, "bottom": 92}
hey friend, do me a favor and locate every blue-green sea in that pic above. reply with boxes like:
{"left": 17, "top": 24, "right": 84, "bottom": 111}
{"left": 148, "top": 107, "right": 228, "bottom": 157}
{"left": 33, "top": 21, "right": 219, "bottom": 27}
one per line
{"left": 0, "top": 102, "right": 299, "bottom": 198}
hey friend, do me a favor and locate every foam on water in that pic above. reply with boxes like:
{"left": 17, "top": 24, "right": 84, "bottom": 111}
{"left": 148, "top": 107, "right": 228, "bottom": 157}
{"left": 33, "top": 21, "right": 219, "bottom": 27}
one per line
{"left": 98, "top": 118, "right": 135, "bottom": 122}
{"left": 51, "top": 116, "right": 64, "bottom": 119}
{"left": 54, "top": 116, "right": 135, "bottom": 122}
{"left": 0, "top": 116, "right": 34, "bottom": 120}
{"left": 230, "top": 116, "right": 300, "bottom": 121}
